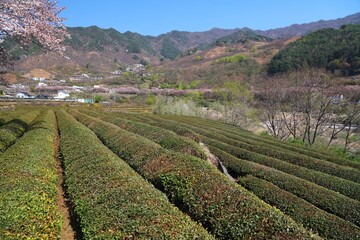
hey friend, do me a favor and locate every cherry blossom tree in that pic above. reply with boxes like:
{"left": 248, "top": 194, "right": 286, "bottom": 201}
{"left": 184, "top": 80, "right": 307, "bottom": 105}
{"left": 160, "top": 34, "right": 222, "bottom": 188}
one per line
{"left": 0, "top": 0, "right": 69, "bottom": 66}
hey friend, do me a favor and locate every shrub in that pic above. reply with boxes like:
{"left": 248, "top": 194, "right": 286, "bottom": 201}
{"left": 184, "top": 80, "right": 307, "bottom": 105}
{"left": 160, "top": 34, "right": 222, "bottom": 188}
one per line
{"left": 145, "top": 93, "right": 156, "bottom": 105}
{"left": 171, "top": 119, "right": 360, "bottom": 184}
{"left": 103, "top": 112, "right": 200, "bottom": 142}
{"left": 203, "top": 135, "right": 360, "bottom": 200}
{"left": 209, "top": 146, "right": 360, "bottom": 226}
{"left": 57, "top": 110, "right": 213, "bottom": 239}
{"left": 79, "top": 109, "right": 206, "bottom": 159}
{"left": 233, "top": 138, "right": 360, "bottom": 183}
{"left": 145, "top": 115, "right": 360, "bottom": 200}
{"left": 0, "top": 110, "right": 40, "bottom": 152}
{"left": 215, "top": 54, "right": 247, "bottom": 64}
{"left": 0, "top": 110, "right": 25, "bottom": 127}
{"left": 194, "top": 55, "right": 203, "bottom": 61}
{"left": 0, "top": 110, "right": 62, "bottom": 239}
{"left": 162, "top": 114, "right": 360, "bottom": 170}
{"left": 238, "top": 175, "right": 360, "bottom": 239}
{"left": 69, "top": 110, "right": 315, "bottom": 239}
{"left": 127, "top": 114, "right": 200, "bottom": 142}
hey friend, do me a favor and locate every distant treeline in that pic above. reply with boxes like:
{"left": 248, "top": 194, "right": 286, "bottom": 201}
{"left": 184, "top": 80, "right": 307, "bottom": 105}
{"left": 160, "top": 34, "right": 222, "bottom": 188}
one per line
{"left": 268, "top": 24, "right": 360, "bottom": 76}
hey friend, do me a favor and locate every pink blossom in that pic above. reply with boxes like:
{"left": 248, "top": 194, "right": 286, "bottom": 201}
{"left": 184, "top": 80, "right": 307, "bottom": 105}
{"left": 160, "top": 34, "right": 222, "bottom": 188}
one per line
{"left": 0, "top": 0, "right": 69, "bottom": 53}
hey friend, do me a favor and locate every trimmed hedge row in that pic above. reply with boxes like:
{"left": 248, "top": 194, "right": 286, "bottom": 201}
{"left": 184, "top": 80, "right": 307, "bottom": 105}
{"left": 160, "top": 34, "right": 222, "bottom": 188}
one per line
{"left": 159, "top": 115, "right": 360, "bottom": 183}
{"left": 0, "top": 110, "right": 40, "bottom": 152}
{"left": 209, "top": 146, "right": 360, "bottom": 226}
{"left": 80, "top": 109, "right": 206, "bottom": 159}
{"left": 57, "top": 110, "right": 213, "bottom": 239}
{"left": 0, "top": 110, "right": 22, "bottom": 127}
{"left": 109, "top": 112, "right": 201, "bottom": 142}
{"left": 69, "top": 110, "right": 315, "bottom": 240}
{"left": 136, "top": 115, "right": 360, "bottom": 201}
{"left": 173, "top": 122, "right": 360, "bottom": 186}
{"left": 238, "top": 175, "right": 360, "bottom": 240}
{"left": 204, "top": 136, "right": 360, "bottom": 201}
{"left": 0, "top": 110, "right": 62, "bottom": 239}
{"left": 163, "top": 114, "right": 360, "bottom": 169}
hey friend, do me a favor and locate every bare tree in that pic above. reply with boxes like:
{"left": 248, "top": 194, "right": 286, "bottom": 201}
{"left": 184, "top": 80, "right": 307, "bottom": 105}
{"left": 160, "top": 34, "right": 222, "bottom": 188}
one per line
{"left": 287, "top": 70, "right": 337, "bottom": 146}
{"left": 278, "top": 80, "right": 303, "bottom": 140}
{"left": 327, "top": 103, "right": 347, "bottom": 146}
{"left": 216, "top": 81, "right": 256, "bottom": 127}
{"left": 343, "top": 102, "right": 360, "bottom": 152}
{"left": 258, "top": 77, "right": 290, "bottom": 140}
{"left": 258, "top": 70, "right": 341, "bottom": 146}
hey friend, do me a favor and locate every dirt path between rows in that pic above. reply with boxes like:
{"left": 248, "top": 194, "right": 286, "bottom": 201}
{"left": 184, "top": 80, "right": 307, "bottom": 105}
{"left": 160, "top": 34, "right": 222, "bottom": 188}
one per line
{"left": 54, "top": 111, "right": 80, "bottom": 239}
{"left": 199, "top": 142, "right": 236, "bottom": 182}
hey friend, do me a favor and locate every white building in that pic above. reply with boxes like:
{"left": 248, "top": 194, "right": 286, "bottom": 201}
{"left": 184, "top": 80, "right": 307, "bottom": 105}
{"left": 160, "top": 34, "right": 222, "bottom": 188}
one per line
{"left": 54, "top": 90, "right": 70, "bottom": 99}
{"left": 31, "top": 77, "right": 46, "bottom": 82}
{"left": 37, "top": 82, "right": 48, "bottom": 87}
{"left": 81, "top": 73, "right": 90, "bottom": 79}
{"left": 72, "top": 86, "right": 84, "bottom": 92}
{"left": 16, "top": 92, "right": 31, "bottom": 98}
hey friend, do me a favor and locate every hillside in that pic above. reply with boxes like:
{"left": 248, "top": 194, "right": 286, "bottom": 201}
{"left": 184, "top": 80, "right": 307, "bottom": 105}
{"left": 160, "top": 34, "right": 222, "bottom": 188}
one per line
{"left": 155, "top": 36, "right": 295, "bottom": 88}
{"left": 8, "top": 26, "right": 242, "bottom": 73}
{"left": 5, "top": 12, "right": 360, "bottom": 81}
{"left": 268, "top": 24, "right": 360, "bottom": 75}
{"left": 215, "top": 28, "right": 272, "bottom": 46}
{"left": 155, "top": 28, "right": 239, "bottom": 59}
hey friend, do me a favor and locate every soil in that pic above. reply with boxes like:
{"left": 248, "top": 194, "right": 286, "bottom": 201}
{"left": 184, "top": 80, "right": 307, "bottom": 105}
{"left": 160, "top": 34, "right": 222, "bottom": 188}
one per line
{"left": 200, "top": 142, "right": 220, "bottom": 168}
{"left": 199, "top": 142, "right": 236, "bottom": 181}
{"left": 54, "top": 111, "right": 79, "bottom": 240}
{"left": 23, "top": 68, "right": 53, "bottom": 79}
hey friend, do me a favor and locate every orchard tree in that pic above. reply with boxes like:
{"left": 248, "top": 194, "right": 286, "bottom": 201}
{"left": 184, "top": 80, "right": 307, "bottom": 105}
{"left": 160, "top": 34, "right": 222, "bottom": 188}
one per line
{"left": 258, "top": 69, "right": 340, "bottom": 146}
{"left": 215, "top": 81, "right": 257, "bottom": 127}
{"left": 258, "top": 77, "right": 292, "bottom": 140}
{"left": 0, "top": 0, "right": 69, "bottom": 66}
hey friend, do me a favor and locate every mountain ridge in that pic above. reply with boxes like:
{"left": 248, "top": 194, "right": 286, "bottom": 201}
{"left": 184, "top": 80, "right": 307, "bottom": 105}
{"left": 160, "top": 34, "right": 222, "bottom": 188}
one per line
{"left": 7, "top": 12, "right": 360, "bottom": 73}
{"left": 255, "top": 12, "right": 360, "bottom": 38}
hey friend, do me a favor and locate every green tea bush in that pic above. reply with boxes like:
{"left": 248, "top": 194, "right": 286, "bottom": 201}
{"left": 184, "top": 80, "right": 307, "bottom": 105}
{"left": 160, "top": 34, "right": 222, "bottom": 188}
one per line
{"left": 0, "top": 110, "right": 61, "bottom": 239}
{"left": 111, "top": 112, "right": 201, "bottom": 142}
{"left": 205, "top": 137, "right": 360, "bottom": 201}
{"left": 174, "top": 120, "right": 360, "bottom": 183}
{"left": 80, "top": 109, "right": 206, "bottom": 159}
{"left": 152, "top": 116, "right": 360, "bottom": 195}
{"left": 0, "top": 110, "right": 40, "bottom": 152}
{"left": 209, "top": 146, "right": 360, "bottom": 226}
{"left": 238, "top": 175, "right": 360, "bottom": 239}
{"left": 69, "top": 110, "right": 316, "bottom": 240}
{"left": 162, "top": 114, "right": 360, "bottom": 170}
{"left": 57, "top": 110, "right": 213, "bottom": 239}
{"left": 0, "top": 110, "right": 24, "bottom": 127}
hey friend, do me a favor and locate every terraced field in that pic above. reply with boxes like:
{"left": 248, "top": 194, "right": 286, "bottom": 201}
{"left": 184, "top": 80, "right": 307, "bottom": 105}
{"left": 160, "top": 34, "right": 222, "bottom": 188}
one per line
{"left": 1, "top": 107, "right": 359, "bottom": 239}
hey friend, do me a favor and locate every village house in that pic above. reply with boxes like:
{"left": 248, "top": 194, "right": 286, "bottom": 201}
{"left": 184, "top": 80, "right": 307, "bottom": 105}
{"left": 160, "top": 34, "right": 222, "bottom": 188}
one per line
{"left": 54, "top": 90, "right": 70, "bottom": 99}
{"left": 37, "top": 82, "right": 48, "bottom": 87}
{"left": 31, "top": 77, "right": 46, "bottom": 82}
{"left": 16, "top": 92, "right": 33, "bottom": 98}
{"left": 72, "top": 86, "right": 85, "bottom": 92}
{"left": 111, "top": 70, "right": 122, "bottom": 75}
{"left": 78, "top": 98, "right": 94, "bottom": 103}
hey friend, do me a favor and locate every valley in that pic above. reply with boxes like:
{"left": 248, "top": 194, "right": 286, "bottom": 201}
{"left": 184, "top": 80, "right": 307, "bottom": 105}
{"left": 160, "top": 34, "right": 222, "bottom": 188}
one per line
{"left": 0, "top": 4, "right": 360, "bottom": 239}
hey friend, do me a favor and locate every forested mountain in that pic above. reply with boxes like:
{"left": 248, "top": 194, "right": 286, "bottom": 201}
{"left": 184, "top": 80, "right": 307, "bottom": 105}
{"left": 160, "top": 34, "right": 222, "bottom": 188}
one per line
{"left": 215, "top": 28, "right": 272, "bottom": 46}
{"left": 5, "top": 26, "right": 239, "bottom": 64}
{"left": 5, "top": 12, "right": 360, "bottom": 73}
{"left": 65, "top": 27, "right": 156, "bottom": 55}
{"left": 268, "top": 25, "right": 360, "bottom": 76}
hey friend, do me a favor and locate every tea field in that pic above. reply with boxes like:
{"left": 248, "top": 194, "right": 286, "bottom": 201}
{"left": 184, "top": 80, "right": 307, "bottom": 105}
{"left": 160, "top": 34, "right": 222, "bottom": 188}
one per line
{"left": 0, "top": 107, "right": 359, "bottom": 239}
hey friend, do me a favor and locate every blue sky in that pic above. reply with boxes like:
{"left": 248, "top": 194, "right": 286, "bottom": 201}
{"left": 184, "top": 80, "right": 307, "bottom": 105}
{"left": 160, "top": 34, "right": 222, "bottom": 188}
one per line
{"left": 58, "top": 0, "right": 360, "bottom": 36}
